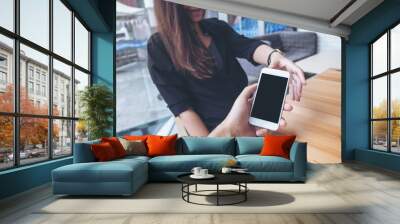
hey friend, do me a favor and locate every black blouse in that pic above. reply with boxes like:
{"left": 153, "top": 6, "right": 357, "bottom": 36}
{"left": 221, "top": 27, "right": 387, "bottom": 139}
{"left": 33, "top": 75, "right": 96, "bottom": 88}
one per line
{"left": 147, "top": 18, "right": 265, "bottom": 131}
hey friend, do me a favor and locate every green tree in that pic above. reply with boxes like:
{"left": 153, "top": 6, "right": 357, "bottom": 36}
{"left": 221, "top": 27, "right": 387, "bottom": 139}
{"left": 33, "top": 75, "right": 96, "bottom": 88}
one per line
{"left": 79, "top": 84, "right": 113, "bottom": 140}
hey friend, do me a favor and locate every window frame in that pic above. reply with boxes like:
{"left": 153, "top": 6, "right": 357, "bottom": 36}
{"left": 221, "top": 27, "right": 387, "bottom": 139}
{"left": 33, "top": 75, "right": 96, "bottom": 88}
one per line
{"left": 0, "top": 53, "right": 7, "bottom": 88}
{"left": 370, "top": 20, "right": 400, "bottom": 154}
{"left": 0, "top": 0, "right": 92, "bottom": 171}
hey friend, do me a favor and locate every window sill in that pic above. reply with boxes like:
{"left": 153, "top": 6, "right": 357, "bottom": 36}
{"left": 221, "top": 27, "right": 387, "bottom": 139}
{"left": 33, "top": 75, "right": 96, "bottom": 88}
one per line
{"left": 0, "top": 156, "right": 72, "bottom": 176}
{"left": 355, "top": 148, "right": 400, "bottom": 172}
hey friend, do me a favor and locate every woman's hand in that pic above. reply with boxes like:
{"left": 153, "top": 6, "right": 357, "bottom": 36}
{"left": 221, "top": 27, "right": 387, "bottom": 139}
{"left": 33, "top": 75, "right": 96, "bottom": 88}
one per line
{"left": 269, "top": 52, "right": 306, "bottom": 101}
{"left": 253, "top": 45, "right": 306, "bottom": 102}
{"left": 213, "top": 84, "right": 293, "bottom": 137}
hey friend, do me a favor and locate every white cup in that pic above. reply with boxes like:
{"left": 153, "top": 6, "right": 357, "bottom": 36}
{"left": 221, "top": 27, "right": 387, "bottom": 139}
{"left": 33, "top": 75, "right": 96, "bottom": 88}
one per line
{"left": 191, "top": 167, "right": 202, "bottom": 176}
{"left": 221, "top": 167, "right": 232, "bottom": 174}
{"left": 200, "top": 169, "right": 208, "bottom": 176}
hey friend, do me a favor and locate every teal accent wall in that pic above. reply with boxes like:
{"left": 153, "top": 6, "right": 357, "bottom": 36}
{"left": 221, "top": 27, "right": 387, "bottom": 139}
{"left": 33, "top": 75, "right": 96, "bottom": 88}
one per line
{"left": 92, "top": 33, "right": 114, "bottom": 87}
{"left": 69, "top": 0, "right": 116, "bottom": 133}
{"left": 343, "top": 44, "right": 369, "bottom": 160}
{"left": 344, "top": 0, "right": 400, "bottom": 171}
{"left": 0, "top": 0, "right": 116, "bottom": 200}
{"left": 0, "top": 158, "right": 72, "bottom": 199}
{"left": 92, "top": 32, "right": 115, "bottom": 135}
{"left": 91, "top": 0, "right": 116, "bottom": 135}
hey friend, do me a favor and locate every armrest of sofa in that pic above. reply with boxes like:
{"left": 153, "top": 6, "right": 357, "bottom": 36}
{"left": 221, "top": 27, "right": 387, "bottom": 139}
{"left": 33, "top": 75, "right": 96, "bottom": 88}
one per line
{"left": 73, "top": 140, "right": 100, "bottom": 163}
{"left": 289, "top": 142, "right": 307, "bottom": 181}
{"left": 278, "top": 31, "right": 317, "bottom": 62}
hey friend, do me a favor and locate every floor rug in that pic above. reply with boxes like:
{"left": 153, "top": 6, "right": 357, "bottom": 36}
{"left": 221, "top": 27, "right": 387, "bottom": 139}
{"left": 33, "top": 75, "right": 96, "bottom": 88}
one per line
{"left": 38, "top": 183, "right": 361, "bottom": 214}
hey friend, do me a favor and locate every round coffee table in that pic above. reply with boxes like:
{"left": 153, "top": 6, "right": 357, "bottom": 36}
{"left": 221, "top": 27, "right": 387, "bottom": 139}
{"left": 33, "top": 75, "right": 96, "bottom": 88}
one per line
{"left": 177, "top": 173, "right": 255, "bottom": 206}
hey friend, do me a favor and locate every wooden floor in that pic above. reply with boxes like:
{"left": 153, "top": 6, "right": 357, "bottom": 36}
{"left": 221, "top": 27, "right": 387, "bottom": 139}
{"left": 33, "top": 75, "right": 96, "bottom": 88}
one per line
{"left": 1, "top": 163, "right": 400, "bottom": 224}
{"left": 281, "top": 69, "right": 341, "bottom": 164}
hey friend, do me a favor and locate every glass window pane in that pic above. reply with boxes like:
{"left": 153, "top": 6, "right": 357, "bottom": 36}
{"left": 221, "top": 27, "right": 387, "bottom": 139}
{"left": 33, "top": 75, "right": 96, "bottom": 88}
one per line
{"left": 0, "top": 116, "right": 14, "bottom": 170}
{"left": 0, "top": 0, "right": 14, "bottom": 31}
{"left": 75, "top": 120, "right": 88, "bottom": 143}
{"left": 391, "top": 24, "right": 400, "bottom": 70}
{"left": 391, "top": 72, "right": 400, "bottom": 118}
{"left": 0, "top": 35, "right": 14, "bottom": 113}
{"left": 53, "top": 0, "right": 72, "bottom": 60}
{"left": 74, "top": 69, "right": 89, "bottom": 118}
{"left": 372, "top": 77, "right": 387, "bottom": 119}
{"left": 372, "top": 121, "right": 388, "bottom": 151}
{"left": 75, "top": 18, "right": 89, "bottom": 70}
{"left": 20, "top": 44, "right": 49, "bottom": 115}
{"left": 20, "top": 117, "right": 49, "bottom": 165}
{"left": 372, "top": 33, "right": 387, "bottom": 76}
{"left": 391, "top": 120, "right": 400, "bottom": 153}
{"left": 20, "top": 0, "right": 49, "bottom": 49}
{"left": 53, "top": 119, "right": 72, "bottom": 158}
{"left": 53, "top": 59, "right": 72, "bottom": 117}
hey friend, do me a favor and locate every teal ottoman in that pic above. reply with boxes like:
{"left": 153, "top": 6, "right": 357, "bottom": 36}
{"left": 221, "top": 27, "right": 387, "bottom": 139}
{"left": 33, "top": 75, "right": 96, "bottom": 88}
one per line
{"left": 52, "top": 156, "right": 148, "bottom": 196}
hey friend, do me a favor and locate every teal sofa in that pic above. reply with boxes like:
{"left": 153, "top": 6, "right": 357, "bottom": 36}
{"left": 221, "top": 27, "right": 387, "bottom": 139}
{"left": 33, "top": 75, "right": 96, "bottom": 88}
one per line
{"left": 52, "top": 137, "right": 307, "bottom": 196}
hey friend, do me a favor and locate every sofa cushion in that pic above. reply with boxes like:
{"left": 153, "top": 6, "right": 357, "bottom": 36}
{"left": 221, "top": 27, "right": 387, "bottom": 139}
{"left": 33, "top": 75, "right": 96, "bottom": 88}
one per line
{"left": 91, "top": 142, "right": 118, "bottom": 161}
{"left": 236, "top": 137, "right": 263, "bottom": 155}
{"left": 149, "top": 154, "right": 235, "bottom": 172}
{"left": 236, "top": 155, "right": 293, "bottom": 172}
{"left": 101, "top": 137, "right": 127, "bottom": 158}
{"left": 147, "top": 135, "right": 177, "bottom": 157}
{"left": 178, "top": 137, "right": 235, "bottom": 155}
{"left": 53, "top": 158, "right": 147, "bottom": 183}
{"left": 260, "top": 135, "right": 296, "bottom": 159}
{"left": 124, "top": 135, "right": 149, "bottom": 142}
{"left": 118, "top": 138, "right": 147, "bottom": 156}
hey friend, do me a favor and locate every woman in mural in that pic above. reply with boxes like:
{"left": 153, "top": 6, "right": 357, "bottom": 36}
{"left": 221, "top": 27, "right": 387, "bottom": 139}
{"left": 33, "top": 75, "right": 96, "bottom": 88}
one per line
{"left": 147, "top": 0, "right": 306, "bottom": 137}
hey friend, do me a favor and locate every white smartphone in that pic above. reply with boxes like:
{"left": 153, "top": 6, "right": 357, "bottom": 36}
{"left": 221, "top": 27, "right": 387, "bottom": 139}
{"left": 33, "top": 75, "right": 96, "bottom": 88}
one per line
{"left": 249, "top": 67, "right": 290, "bottom": 131}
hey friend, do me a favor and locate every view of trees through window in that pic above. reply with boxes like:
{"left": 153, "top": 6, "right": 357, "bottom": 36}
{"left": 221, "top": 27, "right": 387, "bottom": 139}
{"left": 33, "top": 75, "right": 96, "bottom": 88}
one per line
{"left": 0, "top": 0, "right": 90, "bottom": 170}
{"left": 371, "top": 23, "right": 400, "bottom": 153}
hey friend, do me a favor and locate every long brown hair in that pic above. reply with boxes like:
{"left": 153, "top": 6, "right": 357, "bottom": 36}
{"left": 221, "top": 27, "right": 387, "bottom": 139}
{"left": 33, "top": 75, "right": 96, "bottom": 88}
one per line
{"left": 153, "top": 0, "right": 214, "bottom": 79}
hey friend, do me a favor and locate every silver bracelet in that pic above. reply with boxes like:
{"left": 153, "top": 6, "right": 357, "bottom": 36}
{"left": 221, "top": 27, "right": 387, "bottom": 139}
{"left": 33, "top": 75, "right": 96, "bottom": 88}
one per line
{"left": 266, "top": 49, "right": 283, "bottom": 66}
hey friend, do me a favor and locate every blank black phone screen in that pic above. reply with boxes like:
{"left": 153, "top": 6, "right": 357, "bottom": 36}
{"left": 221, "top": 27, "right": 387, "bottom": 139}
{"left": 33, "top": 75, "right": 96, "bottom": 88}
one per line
{"left": 250, "top": 73, "right": 288, "bottom": 123}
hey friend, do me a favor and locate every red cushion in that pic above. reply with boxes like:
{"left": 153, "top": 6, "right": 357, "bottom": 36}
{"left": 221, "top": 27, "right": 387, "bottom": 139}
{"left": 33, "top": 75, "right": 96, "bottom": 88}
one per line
{"left": 259, "top": 134, "right": 296, "bottom": 159}
{"left": 91, "top": 142, "right": 117, "bottom": 162}
{"left": 101, "top": 137, "right": 126, "bottom": 158}
{"left": 146, "top": 134, "right": 177, "bottom": 157}
{"left": 123, "top": 135, "right": 148, "bottom": 141}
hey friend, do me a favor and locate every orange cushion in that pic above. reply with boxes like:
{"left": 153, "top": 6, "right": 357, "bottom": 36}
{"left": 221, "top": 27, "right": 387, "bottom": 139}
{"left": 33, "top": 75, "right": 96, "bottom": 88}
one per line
{"left": 146, "top": 134, "right": 177, "bottom": 157}
{"left": 259, "top": 134, "right": 296, "bottom": 159}
{"left": 124, "top": 135, "right": 149, "bottom": 141}
{"left": 91, "top": 142, "right": 117, "bottom": 162}
{"left": 101, "top": 137, "right": 127, "bottom": 158}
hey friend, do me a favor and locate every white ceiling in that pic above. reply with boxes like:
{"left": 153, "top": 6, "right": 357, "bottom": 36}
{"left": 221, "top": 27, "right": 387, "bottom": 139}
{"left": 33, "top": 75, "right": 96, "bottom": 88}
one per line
{"left": 226, "top": 0, "right": 352, "bottom": 22}
{"left": 167, "top": 0, "right": 384, "bottom": 38}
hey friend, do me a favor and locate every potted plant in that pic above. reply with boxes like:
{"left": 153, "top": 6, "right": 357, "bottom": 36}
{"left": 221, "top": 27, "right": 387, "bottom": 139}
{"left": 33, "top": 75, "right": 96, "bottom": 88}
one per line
{"left": 79, "top": 84, "right": 113, "bottom": 140}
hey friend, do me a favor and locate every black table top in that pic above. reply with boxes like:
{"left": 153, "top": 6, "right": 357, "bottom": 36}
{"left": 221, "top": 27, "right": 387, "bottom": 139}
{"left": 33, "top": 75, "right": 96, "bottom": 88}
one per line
{"left": 177, "top": 172, "right": 255, "bottom": 185}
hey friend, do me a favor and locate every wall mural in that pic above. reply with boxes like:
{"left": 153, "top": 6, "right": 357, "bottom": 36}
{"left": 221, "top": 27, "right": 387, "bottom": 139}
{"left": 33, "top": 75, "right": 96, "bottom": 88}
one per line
{"left": 116, "top": 0, "right": 342, "bottom": 163}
